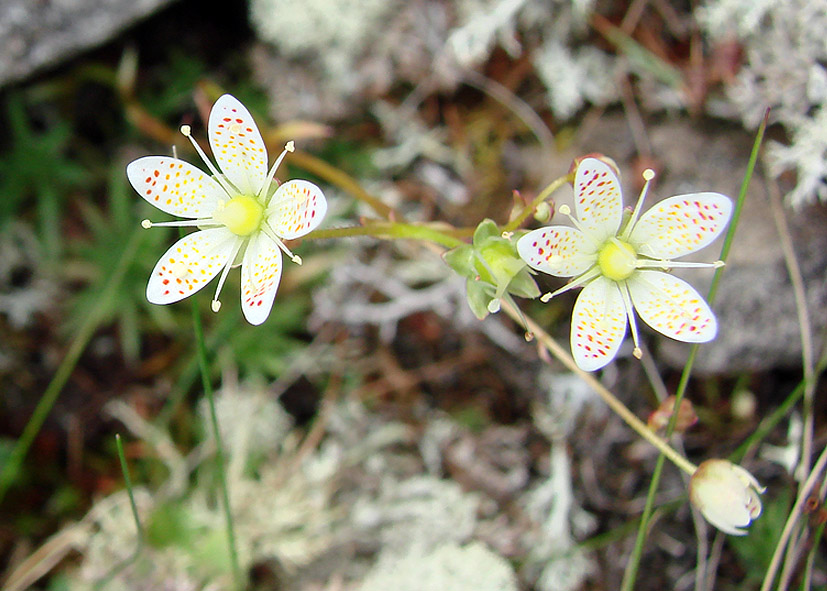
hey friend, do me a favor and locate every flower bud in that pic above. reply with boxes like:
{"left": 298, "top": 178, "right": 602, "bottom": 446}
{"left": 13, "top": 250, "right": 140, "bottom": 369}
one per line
{"left": 647, "top": 396, "right": 698, "bottom": 433}
{"left": 689, "top": 459, "right": 765, "bottom": 535}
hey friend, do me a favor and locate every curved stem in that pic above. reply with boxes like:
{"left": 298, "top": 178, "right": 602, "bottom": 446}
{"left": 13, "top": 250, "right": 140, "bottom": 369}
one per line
{"left": 499, "top": 299, "right": 696, "bottom": 476}
{"left": 503, "top": 173, "right": 572, "bottom": 233}
{"left": 306, "top": 222, "right": 468, "bottom": 249}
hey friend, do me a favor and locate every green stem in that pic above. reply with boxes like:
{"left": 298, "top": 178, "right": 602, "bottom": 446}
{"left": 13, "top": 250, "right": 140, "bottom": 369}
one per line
{"left": 503, "top": 173, "right": 572, "bottom": 233}
{"left": 94, "top": 434, "right": 145, "bottom": 589}
{"left": 620, "top": 109, "right": 769, "bottom": 591}
{"left": 307, "top": 221, "right": 468, "bottom": 249}
{"left": 0, "top": 228, "right": 144, "bottom": 504}
{"left": 191, "top": 303, "right": 244, "bottom": 590}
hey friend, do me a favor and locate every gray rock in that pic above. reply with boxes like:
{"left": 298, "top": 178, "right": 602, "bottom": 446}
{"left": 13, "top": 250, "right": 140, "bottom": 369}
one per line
{"left": 0, "top": 0, "right": 179, "bottom": 88}
{"left": 648, "top": 121, "right": 827, "bottom": 374}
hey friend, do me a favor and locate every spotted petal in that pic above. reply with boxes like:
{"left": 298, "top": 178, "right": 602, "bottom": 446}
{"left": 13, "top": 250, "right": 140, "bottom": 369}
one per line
{"left": 517, "top": 226, "right": 596, "bottom": 277}
{"left": 147, "top": 228, "right": 238, "bottom": 305}
{"left": 574, "top": 157, "right": 623, "bottom": 244}
{"left": 208, "top": 94, "right": 268, "bottom": 197}
{"left": 127, "top": 156, "right": 225, "bottom": 218}
{"left": 571, "top": 276, "right": 627, "bottom": 371}
{"left": 629, "top": 192, "right": 732, "bottom": 259}
{"left": 266, "top": 179, "right": 327, "bottom": 239}
{"left": 240, "top": 232, "right": 283, "bottom": 325}
{"left": 627, "top": 270, "right": 717, "bottom": 342}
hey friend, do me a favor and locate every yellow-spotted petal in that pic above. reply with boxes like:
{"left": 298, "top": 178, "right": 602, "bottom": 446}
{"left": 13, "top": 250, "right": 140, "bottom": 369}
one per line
{"left": 574, "top": 157, "right": 623, "bottom": 244}
{"left": 208, "top": 94, "right": 268, "bottom": 196}
{"left": 240, "top": 232, "right": 283, "bottom": 325}
{"left": 571, "top": 276, "right": 627, "bottom": 371}
{"left": 127, "top": 156, "right": 225, "bottom": 218}
{"left": 517, "top": 226, "right": 595, "bottom": 277}
{"left": 266, "top": 179, "right": 327, "bottom": 239}
{"left": 629, "top": 192, "right": 732, "bottom": 259}
{"left": 147, "top": 228, "right": 238, "bottom": 305}
{"left": 627, "top": 270, "right": 717, "bottom": 342}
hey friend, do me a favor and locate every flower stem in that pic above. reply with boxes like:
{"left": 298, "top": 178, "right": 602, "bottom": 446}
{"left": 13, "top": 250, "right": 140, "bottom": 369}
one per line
{"left": 621, "top": 108, "right": 770, "bottom": 591}
{"left": 307, "top": 221, "right": 468, "bottom": 249}
{"left": 499, "top": 298, "right": 696, "bottom": 476}
{"left": 191, "top": 303, "right": 243, "bottom": 590}
{"left": 503, "top": 172, "right": 572, "bottom": 233}
{"left": 0, "top": 227, "right": 144, "bottom": 504}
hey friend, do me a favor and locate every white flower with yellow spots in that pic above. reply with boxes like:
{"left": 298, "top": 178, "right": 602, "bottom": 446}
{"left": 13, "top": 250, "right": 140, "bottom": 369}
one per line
{"left": 127, "top": 94, "right": 327, "bottom": 325}
{"left": 517, "top": 157, "right": 732, "bottom": 371}
{"left": 689, "top": 459, "right": 764, "bottom": 535}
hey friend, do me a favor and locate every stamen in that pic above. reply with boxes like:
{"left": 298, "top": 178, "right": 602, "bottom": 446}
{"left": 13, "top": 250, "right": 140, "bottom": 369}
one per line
{"left": 539, "top": 267, "right": 601, "bottom": 302}
{"left": 211, "top": 240, "right": 244, "bottom": 313}
{"left": 621, "top": 168, "right": 655, "bottom": 241}
{"left": 618, "top": 282, "right": 642, "bottom": 359}
{"left": 141, "top": 218, "right": 218, "bottom": 229}
{"left": 262, "top": 222, "right": 302, "bottom": 264}
{"left": 180, "top": 125, "right": 239, "bottom": 197}
{"left": 635, "top": 259, "right": 723, "bottom": 271}
{"left": 557, "top": 204, "right": 600, "bottom": 249}
{"left": 260, "top": 141, "right": 295, "bottom": 206}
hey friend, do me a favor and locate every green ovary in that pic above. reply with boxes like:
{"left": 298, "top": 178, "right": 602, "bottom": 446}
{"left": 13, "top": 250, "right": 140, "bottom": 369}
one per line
{"left": 214, "top": 195, "right": 264, "bottom": 236}
{"left": 597, "top": 239, "right": 637, "bottom": 281}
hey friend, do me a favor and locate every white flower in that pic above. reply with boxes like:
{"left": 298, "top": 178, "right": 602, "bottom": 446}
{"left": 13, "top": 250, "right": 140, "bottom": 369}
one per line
{"left": 689, "top": 459, "right": 765, "bottom": 536}
{"left": 127, "top": 94, "right": 327, "bottom": 325}
{"left": 517, "top": 157, "right": 732, "bottom": 371}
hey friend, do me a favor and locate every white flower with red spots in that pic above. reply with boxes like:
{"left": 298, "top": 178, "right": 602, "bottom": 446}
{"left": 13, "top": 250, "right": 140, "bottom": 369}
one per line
{"left": 127, "top": 94, "right": 327, "bottom": 325}
{"left": 517, "top": 157, "right": 732, "bottom": 371}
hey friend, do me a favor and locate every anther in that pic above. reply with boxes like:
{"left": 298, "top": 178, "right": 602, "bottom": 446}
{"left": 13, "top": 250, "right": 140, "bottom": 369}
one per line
{"left": 559, "top": 204, "right": 571, "bottom": 216}
{"left": 291, "top": 254, "right": 303, "bottom": 265}
{"left": 211, "top": 300, "right": 222, "bottom": 313}
{"left": 642, "top": 168, "right": 655, "bottom": 182}
{"left": 285, "top": 141, "right": 295, "bottom": 152}
{"left": 501, "top": 231, "right": 513, "bottom": 240}
{"left": 141, "top": 219, "right": 153, "bottom": 229}
{"left": 540, "top": 292, "right": 553, "bottom": 303}
{"left": 633, "top": 347, "right": 643, "bottom": 359}
{"left": 713, "top": 260, "right": 725, "bottom": 268}
{"left": 180, "top": 124, "right": 192, "bottom": 137}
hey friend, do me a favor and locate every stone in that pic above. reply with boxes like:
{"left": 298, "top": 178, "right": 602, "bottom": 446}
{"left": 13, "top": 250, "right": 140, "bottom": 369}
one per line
{"left": 0, "top": 0, "right": 179, "bottom": 88}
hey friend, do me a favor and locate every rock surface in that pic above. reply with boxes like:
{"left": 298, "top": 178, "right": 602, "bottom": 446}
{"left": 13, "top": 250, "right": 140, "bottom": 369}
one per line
{"left": 0, "top": 0, "right": 178, "bottom": 87}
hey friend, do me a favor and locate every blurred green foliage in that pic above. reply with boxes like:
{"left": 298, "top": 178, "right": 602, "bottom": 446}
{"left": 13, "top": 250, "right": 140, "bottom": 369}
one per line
{"left": 0, "top": 93, "right": 90, "bottom": 259}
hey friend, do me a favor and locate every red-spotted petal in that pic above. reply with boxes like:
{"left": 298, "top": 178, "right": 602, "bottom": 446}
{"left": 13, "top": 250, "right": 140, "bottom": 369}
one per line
{"left": 629, "top": 192, "right": 732, "bottom": 259}
{"left": 127, "top": 156, "right": 224, "bottom": 218}
{"left": 627, "top": 270, "right": 717, "bottom": 342}
{"left": 571, "top": 276, "right": 627, "bottom": 371}
{"left": 517, "top": 226, "right": 596, "bottom": 277}
{"left": 208, "top": 94, "right": 268, "bottom": 196}
{"left": 574, "top": 157, "right": 623, "bottom": 243}
{"left": 147, "top": 228, "right": 238, "bottom": 305}
{"left": 240, "top": 232, "right": 283, "bottom": 325}
{"left": 266, "top": 180, "right": 327, "bottom": 239}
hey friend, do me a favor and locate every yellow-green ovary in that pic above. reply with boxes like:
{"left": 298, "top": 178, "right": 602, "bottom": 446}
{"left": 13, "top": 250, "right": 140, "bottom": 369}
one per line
{"left": 214, "top": 195, "right": 264, "bottom": 236}
{"left": 597, "top": 240, "right": 637, "bottom": 281}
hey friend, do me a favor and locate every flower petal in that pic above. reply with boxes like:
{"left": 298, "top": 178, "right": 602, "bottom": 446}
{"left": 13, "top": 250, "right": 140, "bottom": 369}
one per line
{"left": 574, "top": 157, "right": 623, "bottom": 243}
{"left": 517, "top": 226, "right": 596, "bottom": 277}
{"left": 208, "top": 94, "right": 268, "bottom": 196}
{"left": 127, "top": 156, "right": 225, "bottom": 218}
{"left": 627, "top": 270, "right": 717, "bottom": 342}
{"left": 571, "top": 276, "right": 627, "bottom": 371}
{"left": 147, "top": 228, "right": 238, "bottom": 304}
{"left": 629, "top": 192, "right": 732, "bottom": 258}
{"left": 240, "top": 232, "right": 283, "bottom": 325}
{"left": 266, "top": 180, "right": 327, "bottom": 239}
